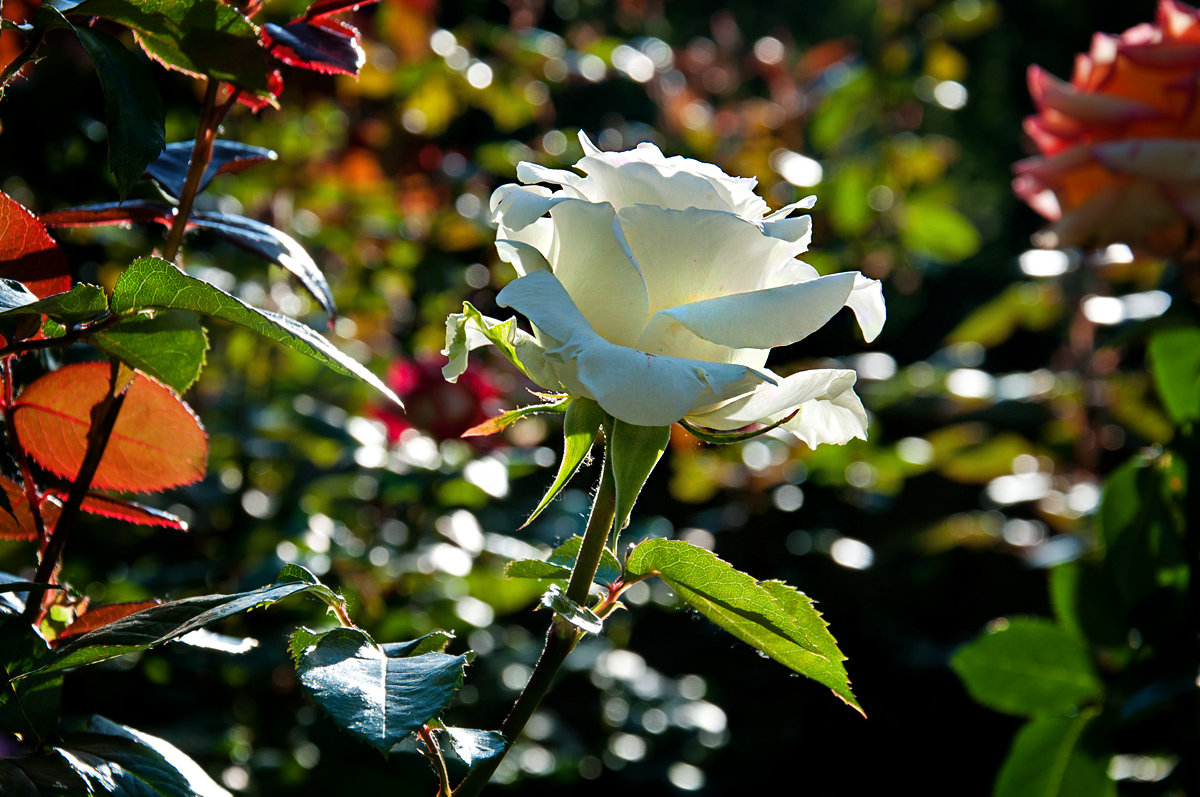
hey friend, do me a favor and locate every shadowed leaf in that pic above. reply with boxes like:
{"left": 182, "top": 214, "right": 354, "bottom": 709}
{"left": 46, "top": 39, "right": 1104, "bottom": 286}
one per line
{"left": 91, "top": 312, "right": 209, "bottom": 393}
{"left": 54, "top": 601, "right": 162, "bottom": 646}
{"left": 143, "top": 141, "right": 277, "bottom": 201}
{"left": 292, "top": 627, "right": 467, "bottom": 755}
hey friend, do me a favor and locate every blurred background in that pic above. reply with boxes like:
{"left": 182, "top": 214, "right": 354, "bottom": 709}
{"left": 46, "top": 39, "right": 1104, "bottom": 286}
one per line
{"left": 0, "top": 0, "right": 1182, "bottom": 793}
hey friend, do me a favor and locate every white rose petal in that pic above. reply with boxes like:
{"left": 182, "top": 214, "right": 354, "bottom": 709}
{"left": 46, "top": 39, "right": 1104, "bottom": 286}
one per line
{"left": 450, "top": 134, "right": 886, "bottom": 445}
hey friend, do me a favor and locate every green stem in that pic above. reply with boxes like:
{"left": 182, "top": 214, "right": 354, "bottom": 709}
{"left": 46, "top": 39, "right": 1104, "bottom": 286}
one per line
{"left": 22, "top": 360, "right": 129, "bottom": 623}
{"left": 452, "top": 451, "right": 617, "bottom": 796}
{"left": 162, "top": 79, "right": 223, "bottom": 263}
{"left": 418, "top": 725, "right": 453, "bottom": 797}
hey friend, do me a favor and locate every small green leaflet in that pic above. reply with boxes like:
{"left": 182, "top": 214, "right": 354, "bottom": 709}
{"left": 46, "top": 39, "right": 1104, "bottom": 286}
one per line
{"left": 993, "top": 712, "right": 1115, "bottom": 797}
{"left": 111, "top": 257, "right": 400, "bottom": 405}
{"left": 442, "top": 302, "right": 560, "bottom": 391}
{"left": 950, "top": 617, "right": 1102, "bottom": 717}
{"left": 291, "top": 627, "right": 468, "bottom": 756}
{"left": 19, "top": 565, "right": 345, "bottom": 678}
{"left": 436, "top": 727, "right": 506, "bottom": 767}
{"left": 608, "top": 419, "right": 670, "bottom": 539}
{"left": 505, "top": 535, "right": 623, "bottom": 588}
{"left": 91, "top": 312, "right": 209, "bottom": 393}
{"left": 523, "top": 397, "right": 604, "bottom": 527}
{"left": 539, "top": 583, "right": 603, "bottom": 634}
{"left": 463, "top": 395, "right": 568, "bottom": 438}
{"left": 625, "top": 539, "right": 861, "bottom": 714}
{"left": 0, "top": 283, "right": 108, "bottom": 329}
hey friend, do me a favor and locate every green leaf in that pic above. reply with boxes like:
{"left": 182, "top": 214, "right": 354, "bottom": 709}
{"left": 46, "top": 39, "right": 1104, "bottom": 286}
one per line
{"left": 53, "top": 0, "right": 269, "bottom": 93}
{"left": 523, "top": 398, "right": 604, "bottom": 526}
{"left": 539, "top": 583, "right": 603, "bottom": 634}
{"left": 292, "top": 627, "right": 467, "bottom": 755}
{"left": 91, "top": 312, "right": 209, "bottom": 393}
{"left": 950, "top": 618, "right": 1102, "bottom": 717}
{"left": 504, "top": 535, "right": 622, "bottom": 586}
{"left": 111, "top": 257, "right": 400, "bottom": 405}
{"left": 0, "top": 613, "right": 62, "bottom": 742}
{"left": 1048, "top": 562, "right": 1127, "bottom": 649}
{"left": 1097, "top": 456, "right": 1187, "bottom": 606}
{"left": 0, "top": 283, "right": 108, "bottom": 328}
{"left": 23, "top": 565, "right": 345, "bottom": 678}
{"left": 442, "top": 301, "right": 560, "bottom": 392}
{"left": 437, "top": 727, "right": 506, "bottom": 767}
{"left": 609, "top": 419, "right": 670, "bottom": 538}
{"left": 625, "top": 539, "right": 861, "bottom": 714}
{"left": 1148, "top": 327, "right": 1200, "bottom": 425}
{"left": 900, "top": 195, "right": 981, "bottom": 263}
{"left": 49, "top": 11, "right": 165, "bottom": 198}
{"left": 994, "top": 713, "right": 1115, "bottom": 797}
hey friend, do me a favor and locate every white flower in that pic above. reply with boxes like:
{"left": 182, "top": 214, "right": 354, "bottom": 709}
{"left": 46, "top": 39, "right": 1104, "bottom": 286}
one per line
{"left": 444, "top": 132, "right": 885, "bottom": 447}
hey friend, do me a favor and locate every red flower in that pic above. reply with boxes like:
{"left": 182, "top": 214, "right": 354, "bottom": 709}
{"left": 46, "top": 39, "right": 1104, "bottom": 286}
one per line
{"left": 1014, "top": 0, "right": 1200, "bottom": 255}
{"left": 374, "top": 357, "right": 504, "bottom": 443}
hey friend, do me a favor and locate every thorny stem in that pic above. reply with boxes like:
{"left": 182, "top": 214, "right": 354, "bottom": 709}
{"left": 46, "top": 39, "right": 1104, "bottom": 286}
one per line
{"left": 1, "top": 358, "right": 47, "bottom": 550}
{"left": 0, "top": 27, "right": 44, "bottom": 95}
{"left": 22, "top": 360, "right": 130, "bottom": 623}
{"left": 452, "top": 451, "right": 617, "bottom": 796}
{"left": 161, "top": 79, "right": 236, "bottom": 264}
{"left": 418, "top": 725, "right": 453, "bottom": 797}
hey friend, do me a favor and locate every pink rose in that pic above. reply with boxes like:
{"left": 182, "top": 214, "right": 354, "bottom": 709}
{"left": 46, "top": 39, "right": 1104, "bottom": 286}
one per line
{"left": 1014, "top": 0, "right": 1200, "bottom": 255}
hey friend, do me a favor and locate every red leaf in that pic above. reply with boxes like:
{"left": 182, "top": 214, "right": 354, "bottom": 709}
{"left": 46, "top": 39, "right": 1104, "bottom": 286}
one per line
{"left": 304, "top": 0, "right": 381, "bottom": 20}
{"left": 263, "top": 19, "right": 364, "bottom": 75}
{"left": 53, "top": 600, "right": 162, "bottom": 645}
{"left": 0, "top": 191, "right": 71, "bottom": 299}
{"left": 0, "top": 475, "right": 60, "bottom": 541}
{"left": 40, "top": 201, "right": 176, "bottom": 229}
{"left": 44, "top": 490, "right": 188, "bottom": 530}
{"left": 13, "top": 363, "right": 208, "bottom": 493}
{"left": 238, "top": 68, "right": 284, "bottom": 112}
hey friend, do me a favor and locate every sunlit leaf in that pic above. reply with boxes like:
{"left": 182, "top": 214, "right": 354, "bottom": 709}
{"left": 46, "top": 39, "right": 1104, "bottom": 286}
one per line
{"left": 539, "top": 583, "right": 603, "bottom": 633}
{"left": 609, "top": 419, "right": 669, "bottom": 537}
{"left": 111, "top": 257, "right": 398, "bottom": 404}
{"left": 462, "top": 395, "right": 568, "bottom": 438}
{"left": 0, "top": 476, "right": 57, "bottom": 541}
{"left": 90, "top": 312, "right": 209, "bottom": 393}
{"left": 950, "top": 618, "right": 1102, "bottom": 717}
{"left": 46, "top": 490, "right": 187, "bottom": 530}
{"left": 625, "top": 539, "right": 861, "bottom": 714}
{"left": 505, "top": 535, "right": 623, "bottom": 587}
{"left": 437, "top": 727, "right": 506, "bottom": 767}
{"left": 292, "top": 627, "right": 467, "bottom": 755}
{"left": 0, "top": 192, "right": 71, "bottom": 299}
{"left": 13, "top": 363, "right": 208, "bottom": 493}
{"left": 522, "top": 397, "right": 603, "bottom": 526}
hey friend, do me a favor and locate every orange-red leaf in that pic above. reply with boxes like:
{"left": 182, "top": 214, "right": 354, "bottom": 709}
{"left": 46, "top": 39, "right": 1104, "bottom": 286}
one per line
{"left": 0, "top": 475, "right": 60, "bottom": 541}
{"left": 13, "top": 363, "right": 208, "bottom": 493}
{"left": 0, "top": 191, "right": 71, "bottom": 299}
{"left": 45, "top": 490, "right": 188, "bottom": 530}
{"left": 53, "top": 600, "right": 162, "bottom": 646}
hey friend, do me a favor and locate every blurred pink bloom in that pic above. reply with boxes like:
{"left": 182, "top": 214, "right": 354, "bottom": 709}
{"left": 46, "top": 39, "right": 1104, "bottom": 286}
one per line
{"left": 1014, "top": 0, "right": 1200, "bottom": 256}
{"left": 375, "top": 357, "right": 503, "bottom": 442}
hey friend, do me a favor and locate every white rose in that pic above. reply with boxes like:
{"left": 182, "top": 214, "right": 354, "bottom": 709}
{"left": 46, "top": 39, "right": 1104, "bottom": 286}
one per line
{"left": 444, "top": 132, "right": 885, "bottom": 447}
